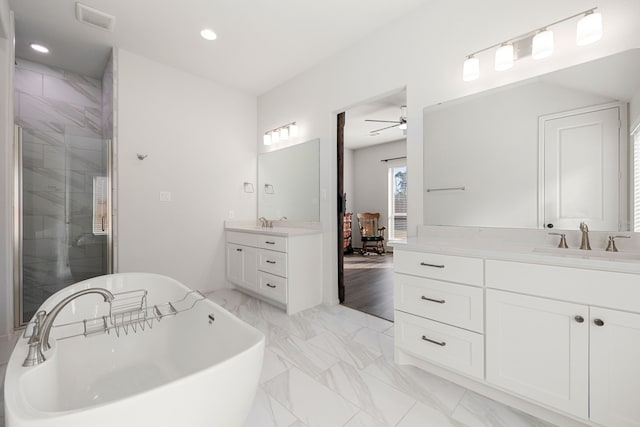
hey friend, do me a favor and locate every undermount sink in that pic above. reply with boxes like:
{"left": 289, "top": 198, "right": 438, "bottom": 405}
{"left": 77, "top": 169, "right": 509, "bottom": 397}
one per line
{"left": 532, "top": 247, "right": 640, "bottom": 261}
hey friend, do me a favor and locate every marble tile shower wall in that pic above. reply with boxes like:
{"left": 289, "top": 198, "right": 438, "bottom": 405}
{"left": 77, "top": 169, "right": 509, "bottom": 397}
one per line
{"left": 14, "top": 59, "right": 107, "bottom": 320}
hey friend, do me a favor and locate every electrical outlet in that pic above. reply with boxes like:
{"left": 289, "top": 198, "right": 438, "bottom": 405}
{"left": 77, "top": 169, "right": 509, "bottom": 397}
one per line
{"left": 159, "top": 191, "right": 172, "bottom": 202}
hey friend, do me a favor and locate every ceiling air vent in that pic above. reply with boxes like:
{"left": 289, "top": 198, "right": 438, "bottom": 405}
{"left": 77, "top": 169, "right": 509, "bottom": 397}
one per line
{"left": 75, "top": 3, "right": 115, "bottom": 32}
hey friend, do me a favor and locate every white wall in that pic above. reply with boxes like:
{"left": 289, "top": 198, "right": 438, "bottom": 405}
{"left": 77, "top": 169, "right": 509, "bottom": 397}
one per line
{"left": 116, "top": 49, "right": 257, "bottom": 292}
{"left": 352, "top": 140, "right": 406, "bottom": 249}
{"left": 423, "top": 81, "right": 612, "bottom": 228}
{"left": 0, "top": 0, "right": 13, "bottom": 359}
{"left": 257, "top": 0, "right": 640, "bottom": 305}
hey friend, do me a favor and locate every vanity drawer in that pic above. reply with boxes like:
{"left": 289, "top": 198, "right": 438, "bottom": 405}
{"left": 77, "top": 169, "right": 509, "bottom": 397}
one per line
{"left": 258, "top": 271, "right": 287, "bottom": 303}
{"left": 394, "top": 273, "right": 483, "bottom": 332}
{"left": 395, "top": 310, "right": 484, "bottom": 379}
{"left": 258, "top": 249, "right": 287, "bottom": 277}
{"left": 258, "top": 235, "right": 287, "bottom": 252}
{"left": 226, "top": 231, "right": 259, "bottom": 247}
{"left": 394, "top": 250, "right": 483, "bottom": 286}
{"left": 485, "top": 260, "right": 640, "bottom": 313}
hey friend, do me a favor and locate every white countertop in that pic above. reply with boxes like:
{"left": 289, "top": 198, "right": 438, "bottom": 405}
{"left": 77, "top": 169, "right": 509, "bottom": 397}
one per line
{"left": 225, "top": 220, "right": 322, "bottom": 236}
{"left": 393, "top": 226, "right": 640, "bottom": 275}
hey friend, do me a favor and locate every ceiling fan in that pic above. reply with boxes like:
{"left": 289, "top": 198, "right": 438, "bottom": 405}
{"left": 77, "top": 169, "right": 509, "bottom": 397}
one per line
{"left": 366, "top": 105, "right": 407, "bottom": 136}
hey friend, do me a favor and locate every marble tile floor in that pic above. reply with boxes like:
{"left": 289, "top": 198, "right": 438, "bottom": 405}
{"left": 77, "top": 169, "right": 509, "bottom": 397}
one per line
{"left": 209, "top": 289, "right": 556, "bottom": 427}
{"left": 0, "top": 290, "right": 556, "bottom": 427}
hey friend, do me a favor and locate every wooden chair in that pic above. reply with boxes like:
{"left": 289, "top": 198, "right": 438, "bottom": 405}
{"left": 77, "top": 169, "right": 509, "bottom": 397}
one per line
{"left": 357, "top": 213, "right": 386, "bottom": 255}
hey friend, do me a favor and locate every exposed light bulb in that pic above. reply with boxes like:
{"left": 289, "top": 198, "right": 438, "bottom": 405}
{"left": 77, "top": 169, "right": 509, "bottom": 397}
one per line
{"left": 463, "top": 56, "right": 479, "bottom": 81}
{"left": 289, "top": 123, "right": 298, "bottom": 137}
{"left": 495, "top": 44, "right": 514, "bottom": 71}
{"left": 200, "top": 29, "right": 217, "bottom": 41}
{"left": 30, "top": 43, "right": 49, "bottom": 53}
{"left": 263, "top": 133, "right": 271, "bottom": 146}
{"left": 576, "top": 11, "right": 602, "bottom": 46}
{"left": 532, "top": 30, "right": 554, "bottom": 59}
{"left": 280, "top": 126, "right": 289, "bottom": 140}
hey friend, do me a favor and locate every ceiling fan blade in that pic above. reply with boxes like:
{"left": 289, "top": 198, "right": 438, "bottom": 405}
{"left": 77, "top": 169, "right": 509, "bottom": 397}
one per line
{"left": 365, "top": 119, "right": 401, "bottom": 124}
{"left": 369, "top": 123, "right": 401, "bottom": 134}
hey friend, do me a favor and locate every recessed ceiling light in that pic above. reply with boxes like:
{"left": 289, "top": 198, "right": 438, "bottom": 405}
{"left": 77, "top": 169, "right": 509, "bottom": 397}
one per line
{"left": 200, "top": 29, "right": 217, "bottom": 41}
{"left": 30, "top": 43, "right": 49, "bottom": 54}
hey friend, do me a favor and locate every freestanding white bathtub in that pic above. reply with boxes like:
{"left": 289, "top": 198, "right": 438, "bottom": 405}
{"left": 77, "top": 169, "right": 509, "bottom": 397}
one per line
{"left": 4, "top": 273, "right": 265, "bottom": 427}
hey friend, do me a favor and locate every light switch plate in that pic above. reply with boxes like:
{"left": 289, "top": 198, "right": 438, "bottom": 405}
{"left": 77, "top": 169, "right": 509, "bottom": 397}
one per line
{"left": 159, "top": 191, "right": 172, "bottom": 202}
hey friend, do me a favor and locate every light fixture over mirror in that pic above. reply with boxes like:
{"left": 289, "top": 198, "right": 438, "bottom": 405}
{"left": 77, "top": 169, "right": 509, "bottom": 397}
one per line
{"left": 576, "top": 10, "right": 603, "bottom": 46}
{"left": 463, "top": 7, "right": 601, "bottom": 81}
{"left": 532, "top": 29, "right": 554, "bottom": 59}
{"left": 263, "top": 122, "right": 299, "bottom": 145}
{"left": 494, "top": 44, "right": 514, "bottom": 71}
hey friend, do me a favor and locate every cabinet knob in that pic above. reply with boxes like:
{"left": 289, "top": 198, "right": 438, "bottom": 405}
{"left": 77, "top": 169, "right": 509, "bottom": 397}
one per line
{"left": 594, "top": 318, "right": 605, "bottom": 327}
{"left": 574, "top": 315, "right": 584, "bottom": 323}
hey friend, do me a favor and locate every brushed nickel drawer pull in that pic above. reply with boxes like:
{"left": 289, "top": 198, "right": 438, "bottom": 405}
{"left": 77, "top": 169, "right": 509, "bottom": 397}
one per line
{"left": 266, "top": 283, "right": 276, "bottom": 288}
{"left": 421, "top": 335, "right": 446, "bottom": 346}
{"left": 420, "top": 262, "right": 445, "bottom": 268}
{"left": 266, "top": 260, "right": 276, "bottom": 264}
{"left": 421, "top": 296, "right": 446, "bottom": 304}
{"left": 265, "top": 241, "right": 276, "bottom": 245}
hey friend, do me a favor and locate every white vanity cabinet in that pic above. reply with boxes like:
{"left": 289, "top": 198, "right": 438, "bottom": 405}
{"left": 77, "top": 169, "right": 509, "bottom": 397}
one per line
{"left": 226, "top": 229, "right": 322, "bottom": 315}
{"left": 485, "top": 290, "right": 589, "bottom": 418}
{"left": 394, "top": 250, "right": 485, "bottom": 379}
{"left": 486, "top": 259, "right": 640, "bottom": 427}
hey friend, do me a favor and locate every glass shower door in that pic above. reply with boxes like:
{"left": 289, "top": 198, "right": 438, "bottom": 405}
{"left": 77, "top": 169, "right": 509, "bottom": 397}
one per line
{"left": 15, "top": 125, "right": 112, "bottom": 325}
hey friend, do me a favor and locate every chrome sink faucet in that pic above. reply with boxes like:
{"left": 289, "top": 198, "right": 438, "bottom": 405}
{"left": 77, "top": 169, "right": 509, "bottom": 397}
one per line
{"left": 23, "top": 288, "right": 114, "bottom": 367}
{"left": 579, "top": 222, "right": 591, "bottom": 250}
{"left": 258, "top": 217, "right": 267, "bottom": 228}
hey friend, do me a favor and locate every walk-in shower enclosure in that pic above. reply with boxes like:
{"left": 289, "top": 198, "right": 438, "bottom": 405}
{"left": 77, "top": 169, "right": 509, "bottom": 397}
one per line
{"left": 13, "top": 56, "right": 114, "bottom": 326}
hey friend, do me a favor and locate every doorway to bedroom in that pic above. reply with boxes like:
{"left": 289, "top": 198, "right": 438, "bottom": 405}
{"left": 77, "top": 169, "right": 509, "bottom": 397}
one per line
{"left": 337, "top": 89, "right": 407, "bottom": 322}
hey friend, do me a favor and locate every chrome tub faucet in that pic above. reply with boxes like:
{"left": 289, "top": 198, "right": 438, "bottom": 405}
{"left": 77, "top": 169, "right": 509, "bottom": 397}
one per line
{"left": 23, "top": 288, "right": 114, "bottom": 367}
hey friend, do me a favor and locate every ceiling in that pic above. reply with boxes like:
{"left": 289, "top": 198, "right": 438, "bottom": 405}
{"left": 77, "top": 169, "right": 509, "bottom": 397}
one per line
{"left": 9, "top": 0, "right": 427, "bottom": 95}
{"left": 344, "top": 89, "right": 407, "bottom": 150}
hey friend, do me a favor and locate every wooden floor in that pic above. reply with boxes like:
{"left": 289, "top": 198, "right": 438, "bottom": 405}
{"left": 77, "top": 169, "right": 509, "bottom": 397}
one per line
{"left": 342, "top": 252, "right": 394, "bottom": 321}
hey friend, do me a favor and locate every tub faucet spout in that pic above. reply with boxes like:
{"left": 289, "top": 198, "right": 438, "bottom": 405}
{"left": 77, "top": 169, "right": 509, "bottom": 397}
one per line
{"left": 23, "top": 288, "right": 114, "bottom": 367}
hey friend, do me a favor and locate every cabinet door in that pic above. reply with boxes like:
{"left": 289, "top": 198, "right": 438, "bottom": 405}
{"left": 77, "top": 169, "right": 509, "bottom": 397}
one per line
{"left": 590, "top": 307, "right": 640, "bottom": 427}
{"left": 486, "top": 290, "right": 589, "bottom": 418}
{"left": 226, "top": 243, "right": 257, "bottom": 291}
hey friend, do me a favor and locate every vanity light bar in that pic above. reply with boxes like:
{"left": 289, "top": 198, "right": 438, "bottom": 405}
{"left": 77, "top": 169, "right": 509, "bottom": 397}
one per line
{"left": 463, "top": 7, "right": 601, "bottom": 82}
{"left": 263, "top": 122, "right": 298, "bottom": 145}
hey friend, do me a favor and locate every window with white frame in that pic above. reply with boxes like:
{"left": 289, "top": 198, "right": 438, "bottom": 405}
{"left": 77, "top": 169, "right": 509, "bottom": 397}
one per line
{"left": 388, "top": 165, "right": 407, "bottom": 241}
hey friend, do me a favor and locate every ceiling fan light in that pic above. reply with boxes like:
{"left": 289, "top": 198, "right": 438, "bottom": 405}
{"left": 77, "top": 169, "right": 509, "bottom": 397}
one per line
{"left": 263, "top": 133, "right": 272, "bottom": 146}
{"left": 289, "top": 122, "right": 298, "bottom": 137}
{"left": 463, "top": 56, "right": 479, "bottom": 81}
{"left": 532, "top": 30, "right": 554, "bottom": 59}
{"left": 577, "top": 11, "right": 602, "bottom": 46}
{"left": 495, "top": 44, "right": 514, "bottom": 71}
